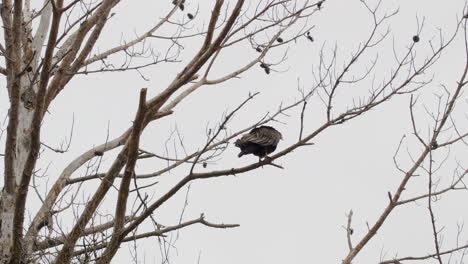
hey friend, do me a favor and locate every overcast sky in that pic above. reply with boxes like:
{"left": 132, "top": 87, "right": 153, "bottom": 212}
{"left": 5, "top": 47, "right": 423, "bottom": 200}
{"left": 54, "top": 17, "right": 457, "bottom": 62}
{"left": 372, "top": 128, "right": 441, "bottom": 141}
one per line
{"left": 2, "top": 0, "right": 468, "bottom": 263}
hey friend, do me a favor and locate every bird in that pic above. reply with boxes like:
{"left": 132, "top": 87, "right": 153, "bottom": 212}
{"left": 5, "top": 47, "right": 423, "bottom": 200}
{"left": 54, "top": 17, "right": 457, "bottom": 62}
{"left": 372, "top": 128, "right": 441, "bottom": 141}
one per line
{"left": 235, "top": 126, "right": 282, "bottom": 160}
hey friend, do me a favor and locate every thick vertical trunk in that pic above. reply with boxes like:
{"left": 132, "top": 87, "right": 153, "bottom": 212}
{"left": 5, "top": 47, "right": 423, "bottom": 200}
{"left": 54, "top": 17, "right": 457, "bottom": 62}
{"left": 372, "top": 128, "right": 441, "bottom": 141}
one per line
{"left": 0, "top": 77, "right": 37, "bottom": 263}
{"left": 0, "top": 136, "right": 31, "bottom": 262}
{"left": 13, "top": 104, "right": 35, "bottom": 184}
{"left": 0, "top": 0, "right": 51, "bottom": 260}
{"left": 0, "top": 192, "right": 15, "bottom": 264}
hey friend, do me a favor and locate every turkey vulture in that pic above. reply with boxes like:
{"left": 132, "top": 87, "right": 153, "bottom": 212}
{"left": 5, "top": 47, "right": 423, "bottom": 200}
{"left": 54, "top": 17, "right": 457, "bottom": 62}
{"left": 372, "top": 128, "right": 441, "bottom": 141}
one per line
{"left": 235, "top": 126, "right": 282, "bottom": 159}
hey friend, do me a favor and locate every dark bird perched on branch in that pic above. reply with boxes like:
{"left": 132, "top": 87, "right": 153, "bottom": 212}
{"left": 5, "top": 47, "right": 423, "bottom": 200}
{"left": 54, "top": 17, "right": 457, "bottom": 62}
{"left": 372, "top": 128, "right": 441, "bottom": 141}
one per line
{"left": 235, "top": 126, "right": 282, "bottom": 160}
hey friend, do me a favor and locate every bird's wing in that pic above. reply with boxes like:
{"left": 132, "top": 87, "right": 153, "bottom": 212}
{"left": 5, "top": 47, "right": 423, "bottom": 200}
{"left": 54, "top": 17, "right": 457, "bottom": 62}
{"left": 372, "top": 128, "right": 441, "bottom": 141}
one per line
{"left": 240, "top": 129, "right": 279, "bottom": 146}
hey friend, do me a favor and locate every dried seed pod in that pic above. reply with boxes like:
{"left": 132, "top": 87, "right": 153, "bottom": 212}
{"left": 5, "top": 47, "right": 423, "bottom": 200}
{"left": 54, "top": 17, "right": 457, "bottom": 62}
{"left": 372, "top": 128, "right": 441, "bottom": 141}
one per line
{"left": 187, "top": 13, "right": 194, "bottom": 19}
{"left": 412, "top": 35, "right": 420, "bottom": 43}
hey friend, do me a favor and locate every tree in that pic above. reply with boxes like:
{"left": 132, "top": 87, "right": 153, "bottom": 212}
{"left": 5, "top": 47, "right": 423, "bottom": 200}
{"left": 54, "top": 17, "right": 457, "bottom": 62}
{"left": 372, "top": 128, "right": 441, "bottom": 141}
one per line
{"left": 0, "top": 0, "right": 467, "bottom": 263}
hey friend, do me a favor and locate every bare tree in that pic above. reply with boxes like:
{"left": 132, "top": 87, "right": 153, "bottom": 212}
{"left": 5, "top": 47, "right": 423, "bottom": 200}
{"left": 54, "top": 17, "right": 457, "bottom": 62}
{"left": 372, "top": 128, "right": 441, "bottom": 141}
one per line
{"left": 0, "top": 0, "right": 467, "bottom": 263}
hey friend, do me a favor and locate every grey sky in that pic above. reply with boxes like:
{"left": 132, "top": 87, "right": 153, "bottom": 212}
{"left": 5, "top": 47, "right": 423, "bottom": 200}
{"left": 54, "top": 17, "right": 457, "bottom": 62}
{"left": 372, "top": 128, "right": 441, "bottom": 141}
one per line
{"left": 2, "top": 0, "right": 468, "bottom": 263}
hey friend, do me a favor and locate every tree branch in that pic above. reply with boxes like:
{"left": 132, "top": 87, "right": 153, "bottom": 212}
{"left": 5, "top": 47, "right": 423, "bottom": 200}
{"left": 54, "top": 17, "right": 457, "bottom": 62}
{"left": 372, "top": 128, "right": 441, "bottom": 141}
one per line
{"left": 96, "top": 88, "right": 148, "bottom": 264}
